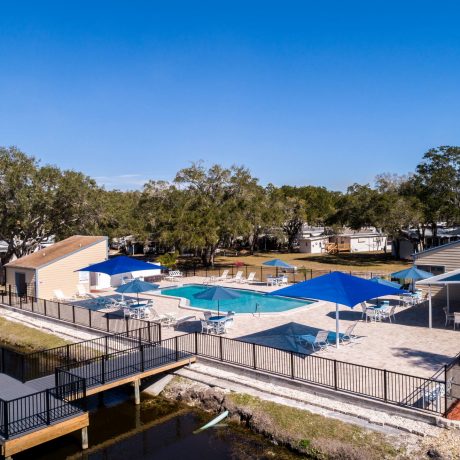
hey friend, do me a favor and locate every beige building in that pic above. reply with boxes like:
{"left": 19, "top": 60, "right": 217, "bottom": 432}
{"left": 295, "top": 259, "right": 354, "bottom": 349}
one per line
{"left": 413, "top": 240, "right": 460, "bottom": 274}
{"left": 5, "top": 235, "right": 108, "bottom": 300}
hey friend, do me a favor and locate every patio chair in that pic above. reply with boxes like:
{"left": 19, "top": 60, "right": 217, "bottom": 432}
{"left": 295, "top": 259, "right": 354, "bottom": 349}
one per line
{"left": 297, "top": 330, "right": 330, "bottom": 351}
{"left": 123, "top": 307, "right": 136, "bottom": 319}
{"left": 203, "top": 311, "right": 212, "bottom": 320}
{"left": 229, "top": 271, "right": 244, "bottom": 283}
{"left": 360, "top": 302, "right": 368, "bottom": 319}
{"left": 328, "top": 321, "right": 359, "bottom": 344}
{"left": 52, "top": 289, "right": 75, "bottom": 302}
{"left": 443, "top": 307, "right": 455, "bottom": 327}
{"left": 380, "top": 305, "right": 397, "bottom": 323}
{"left": 201, "top": 320, "right": 214, "bottom": 334}
{"left": 365, "top": 308, "right": 381, "bottom": 322}
{"left": 454, "top": 312, "right": 460, "bottom": 330}
{"left": 224, "top": 311, "right": 235, "bottom": 329}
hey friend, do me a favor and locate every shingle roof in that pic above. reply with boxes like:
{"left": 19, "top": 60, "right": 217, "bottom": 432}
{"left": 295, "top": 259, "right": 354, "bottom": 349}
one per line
{"left": 5, "top": 235, "right": 107, "bottom": 270}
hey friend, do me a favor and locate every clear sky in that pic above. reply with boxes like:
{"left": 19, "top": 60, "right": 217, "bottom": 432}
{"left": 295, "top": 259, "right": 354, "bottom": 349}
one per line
{"left": 1, "top": 1, "right": 459, "bottom": 191}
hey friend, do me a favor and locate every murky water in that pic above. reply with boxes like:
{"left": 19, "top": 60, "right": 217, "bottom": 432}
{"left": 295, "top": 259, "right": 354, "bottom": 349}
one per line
{"left": 14, "top": 388, "right": 302, "bottom": 460}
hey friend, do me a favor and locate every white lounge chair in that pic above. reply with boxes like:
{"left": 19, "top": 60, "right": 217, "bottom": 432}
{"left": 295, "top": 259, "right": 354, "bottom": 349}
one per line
{"left": 165, "top": 270, "right": 184, "bottom": 281}
{"left": 296, "top": 330, "right": 330, "bottom": 351}
{"left": 217, "top": 270, "right": 230, "bottom": 281}
{"left": 52, "top": 289, "right": 75, "bottom": 302}
{"left": 229, "top": 271, "right": 244, "bottom": 283}
{"left": 171, "top": 315, "right": 196, "bottom": 330}
{"left": 328, "top": 321, "right": 359, "bottom": 344}
{"left": 380, "top": 305, "right": 397, "bottom": 322}
{"left": 76, "top": 284, "right": 90, "bottom": 298}
{"left": 243, "top": 272, "right": 257, "bottom": 284}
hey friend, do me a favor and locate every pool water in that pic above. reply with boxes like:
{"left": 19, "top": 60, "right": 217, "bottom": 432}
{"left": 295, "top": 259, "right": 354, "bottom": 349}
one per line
{"left": 159, "top": 284, "right": 312, "bottom": 314}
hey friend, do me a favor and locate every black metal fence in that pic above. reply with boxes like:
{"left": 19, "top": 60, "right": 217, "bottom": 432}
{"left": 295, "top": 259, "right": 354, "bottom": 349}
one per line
{"left": 0, "top": 326, "right": 156, "bottom": 383}
{"left": 0, "top": 373, "right": 86, "bottom": 439}
{"left": 178, "top": 265, "right": 388, "bottom": 284}
{"left": 55, "top": 336, "right": 186, "bottom": 389}
{"left": 172, "top": 332, "right": 454, "bottom": 416}
{"left": 1, "top": 286, "right": 161, "bottom": 343}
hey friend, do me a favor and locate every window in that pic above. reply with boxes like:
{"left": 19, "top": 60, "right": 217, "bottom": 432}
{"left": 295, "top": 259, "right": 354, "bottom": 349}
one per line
{"left": 415, "top": 265, "right": 445, "bottom": 276}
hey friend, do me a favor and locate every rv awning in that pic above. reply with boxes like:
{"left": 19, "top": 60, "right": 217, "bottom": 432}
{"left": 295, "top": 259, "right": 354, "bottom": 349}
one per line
{"left": 416, "top": 268, "right": 460, "bottom": 285}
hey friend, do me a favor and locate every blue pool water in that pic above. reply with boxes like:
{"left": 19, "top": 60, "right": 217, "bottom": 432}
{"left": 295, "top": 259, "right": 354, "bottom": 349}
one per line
{"left": 159, "top": 284, "right": 312, "bottom": 314}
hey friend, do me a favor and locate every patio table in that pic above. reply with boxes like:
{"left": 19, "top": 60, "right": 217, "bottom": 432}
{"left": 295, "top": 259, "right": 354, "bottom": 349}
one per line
{"left": 206, "top": 316, "right": 227, "bottom": 334}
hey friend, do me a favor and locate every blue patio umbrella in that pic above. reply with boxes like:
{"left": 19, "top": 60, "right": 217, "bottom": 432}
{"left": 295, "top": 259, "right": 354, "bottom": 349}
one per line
{"left": 269, "top": 272, "right": 405, "bottom": 348}
{"left": 390, "top": 266, "right": 432, "bottom": 292}
{"left": 391, "top": 266, "right": 432, "bottom": 281}
{"left": 77, "top": 256, "right": 167, "bottom": 275}
{"left": 194, "top": 286, "right": 241, "bottom": 316}
{"left": 262, "top": 259, "right": 293, "bottom": 276}
{"left": 370, "top": 277, "right": 402, "bottom": 289}
{"left": 115, "top": 279, "right": 160, "bottom": 303}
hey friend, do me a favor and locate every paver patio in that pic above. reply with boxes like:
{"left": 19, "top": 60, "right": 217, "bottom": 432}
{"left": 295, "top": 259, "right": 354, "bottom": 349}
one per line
{"left": 98, "top": 276, "right": 459, "bottom": 378}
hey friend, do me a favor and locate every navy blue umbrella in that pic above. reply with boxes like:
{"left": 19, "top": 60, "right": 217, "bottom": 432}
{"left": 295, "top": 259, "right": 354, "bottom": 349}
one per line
{"left": 194, "top": 286, "right": 240, "bottom": 316}
{"left": 77, "top": 256, "right": 167, "bottom": 275}
{"left": 270, "top": 272, "right": 406, "bottom": 347}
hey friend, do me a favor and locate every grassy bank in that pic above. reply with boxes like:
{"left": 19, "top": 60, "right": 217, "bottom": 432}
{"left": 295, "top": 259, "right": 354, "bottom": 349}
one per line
{"left": 215, "top": 251, "right": 409, "bottom": 274}
{"left": 226, "top": 393, "right": 404, "bottom": 459}
{"left": 0, "top": 316, "right": 70, "bottom": 353}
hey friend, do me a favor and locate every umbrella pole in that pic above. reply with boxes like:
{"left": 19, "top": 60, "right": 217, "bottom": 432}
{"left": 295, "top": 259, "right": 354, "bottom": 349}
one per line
{"left": 217, "top": 300, "right": 220, "bottom": 316}
{"left": 335, "top": 303, "right": 340, "bottom": 348}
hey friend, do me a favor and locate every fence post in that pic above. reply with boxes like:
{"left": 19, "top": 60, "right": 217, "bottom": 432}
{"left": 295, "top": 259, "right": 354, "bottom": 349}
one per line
{"left": 101, "top": 358, "right": 106, "bottom": 384}
{"left": 260, "top": 266, "right": 263, "bottom": 281}
{"left": 444, "top": 365, "right": 448, "bottom": 416}
{"left": 72, "top": 305, "right": 76, "bottom": 324}
{"left": 105, "top": 336, "right": 109, "bottom": 356}
{"left": 383, "top": 369, "right": 388, "bottom": 402}
{"left": 333, "top": 360, "right": 338, "bottom": 390}
{"left": 58, "top": 302, "right": 61, "bottom": 320}
{"left": 140, "top": 344, "right": 145, "bottom": 372}
{"left": 66, "top": 344, "right": 70, "bottom": 365}
{"left": 290, "top": 351, "right": 295, "bottom": 379}
{"left": 252, "top": 343, "right": 256, "bottom": 369}
{"left": 147, "top": 322, "right": 152, "bottom": 343}
{"left": 194, "top": 332, "right": 198, "bottom": 355}
{"left": 3, "top": 400, "right": 9, "bottom": 439}
{"left": 31, "top": 296, "right": 34, "bottom": 312}
{"left": 19, "top": 295, "right": 22, "bottom": 309}
{"left": 126, "top": 317, "right": 129, "bottom": 334}
{"left": 106, "top": 315, "right": 110, "bottom": 332}
{"left": 8, "top": 284, "right": 11, "bottom": 306}
{"left": 44, "top": 299, "right": 47, "bottom": 316}
{"left": 219, "top": 336, "right": 223, "bottom": 361}
{"left": 174, "top": 336, "right": 179, "bottom": 362}
{"left": 88, "top": 309, "right": 92, "bottom": 329}
{"left": 45, "top": 389, "right": 51, "bottom": 425}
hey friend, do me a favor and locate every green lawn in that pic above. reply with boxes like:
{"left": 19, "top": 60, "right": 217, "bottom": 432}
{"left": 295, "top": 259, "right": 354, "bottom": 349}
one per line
{"left": 0, "top": 317, "right": 70, "bottom": 353}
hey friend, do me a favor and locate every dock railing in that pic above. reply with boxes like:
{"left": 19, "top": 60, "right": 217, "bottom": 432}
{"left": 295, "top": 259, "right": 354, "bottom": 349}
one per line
{"left": 0, "top": 374, "right": 86, "bottom": 439}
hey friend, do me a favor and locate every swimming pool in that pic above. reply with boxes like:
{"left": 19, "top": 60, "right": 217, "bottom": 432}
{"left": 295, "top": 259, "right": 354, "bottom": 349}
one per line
{"left": 159, "top": 284, "right": 313, "bottom": 314}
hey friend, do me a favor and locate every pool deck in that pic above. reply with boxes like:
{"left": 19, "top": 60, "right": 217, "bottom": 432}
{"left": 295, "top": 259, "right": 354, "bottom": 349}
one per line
{"left": 98, "top": 276, "right": 459, "bottom": 379}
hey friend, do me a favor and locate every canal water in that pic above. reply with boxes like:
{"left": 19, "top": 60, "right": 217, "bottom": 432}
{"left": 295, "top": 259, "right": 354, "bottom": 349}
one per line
{"left": 14, "top": 388, "right": 302, "bottom": 460}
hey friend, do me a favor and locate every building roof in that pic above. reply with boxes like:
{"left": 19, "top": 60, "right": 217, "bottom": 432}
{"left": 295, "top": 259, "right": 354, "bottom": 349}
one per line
{"left": 413, "top": 239, "right": 460, "bottom": 259}
{"left": 6, "top": 235, "right": 107, "bottom": 270}
{"left": 416, "top": 267, "right": 460, "bottom": 285}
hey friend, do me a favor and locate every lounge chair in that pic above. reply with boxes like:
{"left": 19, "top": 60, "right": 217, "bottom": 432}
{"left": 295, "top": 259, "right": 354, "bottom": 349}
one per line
{"left": 76, "top": 284, "right": 90, "bottom": 298}
{"left": 217, "top": 270, "right": 230, "bottom": 281}
{"left": 149, "top": 308, "right": 171, "bottom": 324}
{"left": 170, "top": 314, "right": 196, "bottom": 330}
{"left": 165, "top": 270, "right": 184, "bottom": 282}
{"left": 243, "top": 272, "right": 257, "bottom": 284}
{"left": 296, "top": 330, "right": 329, "bottom": 351}
{"left": 328, "top": 321, "right": 359, "bottom": 344}
{"left": 52, "top": 289, "right": 75, "bottom": 302}
{"left": 229, "top": 271, "right": 244, "bottom": 283}
{"left": 224, "top": 311, "right": 235, "bottom": 329}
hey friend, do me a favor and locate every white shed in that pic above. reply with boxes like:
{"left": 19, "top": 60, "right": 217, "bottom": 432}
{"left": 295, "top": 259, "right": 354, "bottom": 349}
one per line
{"left": 298, "top": 236, "right": 329, "bottom": 254}
{"left": 331, "top": 234, "right": 388, "bottom": 253}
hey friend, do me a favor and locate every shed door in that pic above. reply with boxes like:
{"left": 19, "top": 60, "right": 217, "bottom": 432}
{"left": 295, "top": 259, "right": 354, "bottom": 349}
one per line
{"left": 15, "top": 272, "right": 26, "bottom": 296}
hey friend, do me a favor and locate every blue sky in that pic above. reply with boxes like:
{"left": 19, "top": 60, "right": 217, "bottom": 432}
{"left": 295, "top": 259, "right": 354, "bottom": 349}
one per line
{"left": 1, "top": 1, "right": 459, "bottom": 190}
